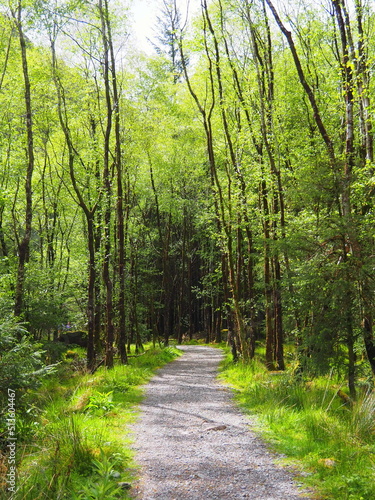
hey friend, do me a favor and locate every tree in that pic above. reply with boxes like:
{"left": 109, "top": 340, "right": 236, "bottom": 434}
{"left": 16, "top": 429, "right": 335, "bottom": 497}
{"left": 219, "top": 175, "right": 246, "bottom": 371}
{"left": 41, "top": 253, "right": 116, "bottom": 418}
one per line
{"left": 153, "top": 0, "right": 186, "bottom": 82}
{"left": 11, "top": 0, "right": 35, "bottom": 322}
{"left": 49, "top": 15, "right": 102, "bottom": 370}
{"left": 264, "top": 0, "right": 374, "bottom": 393}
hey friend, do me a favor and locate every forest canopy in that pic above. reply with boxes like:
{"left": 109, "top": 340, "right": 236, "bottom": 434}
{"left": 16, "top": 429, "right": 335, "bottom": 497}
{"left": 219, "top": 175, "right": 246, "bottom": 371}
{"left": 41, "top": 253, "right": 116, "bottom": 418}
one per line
{"left": 0, "top": 0, "right": 374, "bottom": 397}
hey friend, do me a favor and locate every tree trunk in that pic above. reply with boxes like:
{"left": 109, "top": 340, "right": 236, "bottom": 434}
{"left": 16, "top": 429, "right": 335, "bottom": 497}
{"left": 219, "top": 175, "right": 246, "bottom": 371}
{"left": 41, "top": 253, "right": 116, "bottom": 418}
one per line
{"left": 103, "top": 0, "right": 129, "bottom": 365}
{"left": 247, "top": 1, "right": 285, "bottom": 370}
{"left": 99, "top": 0, "right": 115, "bottom": 368}
{"left": 261, "top": 178, "right": 275, "bottom": 370}
{"left": 198, "top": 0, "right": 251, "bottom": 361}
{"left": 50, "top": 34, "right": 98, "bottom": 371}
{"left": 13, "top": 1, "right": 34, "bottom": 320}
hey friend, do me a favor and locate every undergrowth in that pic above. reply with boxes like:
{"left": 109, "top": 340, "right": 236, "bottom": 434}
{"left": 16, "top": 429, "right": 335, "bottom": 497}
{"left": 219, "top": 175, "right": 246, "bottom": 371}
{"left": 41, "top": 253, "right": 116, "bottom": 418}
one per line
{"left": 219, "top": 348, "right": 375, "bottom": 500}
{"left": 3, "top": 345, "right": 181, "bottom": 500}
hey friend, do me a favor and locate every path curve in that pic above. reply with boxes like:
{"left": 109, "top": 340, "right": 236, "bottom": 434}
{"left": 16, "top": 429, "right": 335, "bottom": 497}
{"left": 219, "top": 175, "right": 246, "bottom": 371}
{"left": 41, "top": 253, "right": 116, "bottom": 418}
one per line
{"left": 130, "top": 345, "right": 311, "bottom": 499}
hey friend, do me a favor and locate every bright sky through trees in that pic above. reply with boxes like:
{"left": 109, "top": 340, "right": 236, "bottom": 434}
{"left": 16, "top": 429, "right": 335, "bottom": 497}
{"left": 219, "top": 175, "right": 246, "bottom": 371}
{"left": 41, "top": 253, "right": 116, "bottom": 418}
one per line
{"left": 130, "top": 0, "right": 200, "bottom": 53}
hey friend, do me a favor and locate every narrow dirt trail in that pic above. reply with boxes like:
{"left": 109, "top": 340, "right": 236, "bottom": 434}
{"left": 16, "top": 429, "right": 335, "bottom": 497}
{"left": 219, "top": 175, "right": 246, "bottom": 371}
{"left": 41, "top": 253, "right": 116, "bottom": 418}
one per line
{"left": 130, "top": 345, "right": 312, "bottom": 499}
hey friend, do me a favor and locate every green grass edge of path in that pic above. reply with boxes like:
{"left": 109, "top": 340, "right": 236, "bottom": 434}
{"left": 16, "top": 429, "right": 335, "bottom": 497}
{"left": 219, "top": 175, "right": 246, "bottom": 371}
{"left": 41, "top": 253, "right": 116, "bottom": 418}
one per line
{"left": 5, "top": 345, "right": 182, "bottom": 500}
{"left": 217, "top": 343, "right": 375, "bottom": 500}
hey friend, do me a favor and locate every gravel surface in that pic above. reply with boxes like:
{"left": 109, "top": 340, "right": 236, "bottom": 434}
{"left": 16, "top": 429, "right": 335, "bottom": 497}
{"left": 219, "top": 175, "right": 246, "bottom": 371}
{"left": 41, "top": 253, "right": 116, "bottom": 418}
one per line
{"left": 130, "top": 345, "right": 312, "bottom": 499}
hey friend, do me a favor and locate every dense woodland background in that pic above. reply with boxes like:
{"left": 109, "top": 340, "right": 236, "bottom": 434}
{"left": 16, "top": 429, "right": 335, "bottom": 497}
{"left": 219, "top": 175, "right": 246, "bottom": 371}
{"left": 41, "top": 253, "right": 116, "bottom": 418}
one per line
{"left": 1, "top": 0, "right": 375, "bottom": 399}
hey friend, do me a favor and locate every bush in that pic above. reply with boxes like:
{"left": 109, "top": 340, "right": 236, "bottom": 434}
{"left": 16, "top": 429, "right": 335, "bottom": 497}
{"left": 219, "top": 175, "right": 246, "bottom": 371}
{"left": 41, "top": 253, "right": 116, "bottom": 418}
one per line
{"left": 84, "top": 391, "right": 115, "bottom": 415}
{"left": 0, "top": 320, "right": 57, "bottom": 447}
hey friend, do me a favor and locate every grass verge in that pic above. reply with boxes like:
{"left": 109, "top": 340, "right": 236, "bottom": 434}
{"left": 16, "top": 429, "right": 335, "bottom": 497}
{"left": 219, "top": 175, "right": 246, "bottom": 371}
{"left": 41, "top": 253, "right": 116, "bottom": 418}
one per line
{"left": 218, "top": 346, "right": 375, "bottom": 500}
{"left": 6, "top": 345, "right": 181, "bottom": 500}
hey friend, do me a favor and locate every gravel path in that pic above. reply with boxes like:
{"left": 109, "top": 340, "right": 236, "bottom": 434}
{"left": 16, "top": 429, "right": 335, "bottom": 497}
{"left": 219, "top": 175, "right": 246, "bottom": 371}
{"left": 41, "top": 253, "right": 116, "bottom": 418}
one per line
{"left": 130, "top": 345, "right": 312, "bottom": 499}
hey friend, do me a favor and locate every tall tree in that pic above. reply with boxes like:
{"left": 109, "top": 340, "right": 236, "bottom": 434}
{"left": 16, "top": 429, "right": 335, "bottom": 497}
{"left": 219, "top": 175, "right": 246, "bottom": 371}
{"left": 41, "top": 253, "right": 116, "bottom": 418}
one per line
{"left": 153, "top": 0, "right": 186, "bottom": 82}
{"left": 50, "top": 19, "right": 101, "bottom": 370}
{"left": 11, "top": 0, "right": 35, "bottom": 321}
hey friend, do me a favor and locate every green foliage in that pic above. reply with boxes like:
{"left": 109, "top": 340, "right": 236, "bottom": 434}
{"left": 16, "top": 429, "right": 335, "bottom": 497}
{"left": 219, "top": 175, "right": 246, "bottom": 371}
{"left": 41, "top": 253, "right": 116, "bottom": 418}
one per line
{"left": 42, "top": 341, "right": 72, "bottom": 364}
{"left": 71, "top": 451, "right": 125, "bottom": 500}
{"left": 24, "top": 266, "right": 70, "bottom": 334}
{"left": 0, "top": 337, "right": 56, "bottom": 393}
{"left": 0, "top": 320, "right": 58, "bottom": 446}
{"left": 1, "top": 2, "right": 375, "bottom": 496}
{"left": 84, "top": 391, "right": 115, "bottom": 415}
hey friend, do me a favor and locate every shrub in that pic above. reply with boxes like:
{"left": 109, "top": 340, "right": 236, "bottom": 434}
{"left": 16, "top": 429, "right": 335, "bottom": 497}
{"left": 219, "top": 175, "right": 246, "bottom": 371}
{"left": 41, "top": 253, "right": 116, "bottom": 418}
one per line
{"left": 0, "top": 320, "right": 57, "bottom": 447}
{"left": 84, "top": 391, "right": 115, "bottom": 415}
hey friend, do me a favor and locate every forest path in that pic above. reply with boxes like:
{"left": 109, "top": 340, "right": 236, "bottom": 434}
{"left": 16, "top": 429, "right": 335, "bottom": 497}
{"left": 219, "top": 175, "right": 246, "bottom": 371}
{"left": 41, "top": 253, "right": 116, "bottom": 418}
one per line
{"left": 130, "top": 345, "right": 312, "bottom": 499}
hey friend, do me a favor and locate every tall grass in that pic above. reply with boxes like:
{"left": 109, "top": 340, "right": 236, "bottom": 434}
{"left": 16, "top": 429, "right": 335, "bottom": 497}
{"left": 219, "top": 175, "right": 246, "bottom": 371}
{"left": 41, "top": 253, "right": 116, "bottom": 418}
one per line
{"left": 4, "top": 346, "right": 181, "bottom": 500}
{"left": 220, "top": 349, "right": 375, "bottom": 500}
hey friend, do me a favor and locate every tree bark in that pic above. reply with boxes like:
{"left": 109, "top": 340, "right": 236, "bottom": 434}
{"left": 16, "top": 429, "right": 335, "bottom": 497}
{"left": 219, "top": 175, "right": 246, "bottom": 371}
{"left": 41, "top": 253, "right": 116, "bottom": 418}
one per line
{"left": 13, "top": 1, "right": 34, "bottom": 320}
{"left": 50, "top": 33, "right": 98, "bottom": 370}
{"left": 99, "top": 0, "right": 115, "bottom": 368}
{"left": 246, "top": 0, "right": 284, "bottom": 369}
{"left": 102, "top": 0, "right": 129, "bottom": 365}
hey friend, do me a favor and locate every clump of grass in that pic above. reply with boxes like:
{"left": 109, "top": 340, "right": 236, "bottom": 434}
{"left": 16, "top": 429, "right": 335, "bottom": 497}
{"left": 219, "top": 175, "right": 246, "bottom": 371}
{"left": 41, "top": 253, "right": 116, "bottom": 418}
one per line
{"left": 219, "top": 348, "right": 375, "bottom": 500}
{"left": 350, "top": 390, "right": 375, "bottom": 441}
{"left": 16, "top": 416, "right": 99, "bottom": 498}
{"left": 219, "top": 352, "right": 267, "bottom": 391}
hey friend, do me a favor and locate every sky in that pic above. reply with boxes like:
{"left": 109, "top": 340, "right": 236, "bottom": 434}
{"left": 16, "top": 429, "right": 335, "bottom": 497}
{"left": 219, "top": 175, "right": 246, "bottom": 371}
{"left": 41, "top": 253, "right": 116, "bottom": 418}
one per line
{"left": 129, "top": 0, "right": 201, "bottom": 54}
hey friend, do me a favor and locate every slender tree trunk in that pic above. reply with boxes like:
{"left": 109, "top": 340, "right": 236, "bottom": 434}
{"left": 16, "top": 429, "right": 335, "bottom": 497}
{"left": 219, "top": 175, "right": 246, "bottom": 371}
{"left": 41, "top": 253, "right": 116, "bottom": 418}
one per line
{"left": 261, "top": 177, "right": 275, "bottom": 370}
{"left": 196, "top": 1, "right": 251, "bottom": 361}
{"left": 246, "top": 1, "right": 285, "bottom": 369}
{"left": 162, "top": 213, "right": 172, "bottom": 346}
{"left": 87, "top": 218, "right": 97, "bottom": 369}
{"left": 353, "top": 0, "right": 375, "bottom": 376}
{"left": 217, "top": 3, "right": 260, "bottom": 357}
{"left": 103, "top": 0, "right": 129, "bottom": 364}
{"left": 50, "top": 34, "right": 98, "bottom": 370}
{"left": 99, "top": 0, "right": 115, "bottom": 368}
{"left": 130, "top": 244, "right": 143, "bottom": 354}
{"left": 332, "top": 0, "right": 357, "bottom": 397}
{"left": 362, "top": 299, "right": 375, "bottom": 376}
{"left": 13, "top": 1, "right": 34, "bottom": 320}
{"left": 0, "top": 202, "right": 8, "bottom": 260}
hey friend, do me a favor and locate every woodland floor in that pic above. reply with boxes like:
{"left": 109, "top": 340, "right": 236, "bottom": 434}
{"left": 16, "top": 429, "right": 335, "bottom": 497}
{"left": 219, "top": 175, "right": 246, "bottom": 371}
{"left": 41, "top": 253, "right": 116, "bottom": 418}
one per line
{"left": 130, "top": 345, "right": 314, "bottom": 499}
